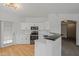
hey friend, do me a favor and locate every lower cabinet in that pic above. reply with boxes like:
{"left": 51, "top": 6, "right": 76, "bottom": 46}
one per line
{"left": 35, "top": 38, "right": 61, "bottom": 56}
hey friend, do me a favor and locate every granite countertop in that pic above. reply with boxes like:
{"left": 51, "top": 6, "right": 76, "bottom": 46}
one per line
{"left": 43, "top": 33, "right": 61, "bottom": 41}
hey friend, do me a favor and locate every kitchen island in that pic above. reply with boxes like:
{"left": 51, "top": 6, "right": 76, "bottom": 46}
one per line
{"left": 35, "top": 37, "right": 61, "bottom": 56}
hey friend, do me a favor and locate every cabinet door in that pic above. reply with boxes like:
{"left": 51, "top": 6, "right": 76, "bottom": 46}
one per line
{"left": 1, "top": 21, "right": 13, "bottom": 47}
{"left": 46, "top": 38, "right": 61, "bottom": 56}
{"left": 52, "top": 38, "right": 61, "bottom": 56}
{"left": 35, "top": 40, "right": 47, "bottom": 56}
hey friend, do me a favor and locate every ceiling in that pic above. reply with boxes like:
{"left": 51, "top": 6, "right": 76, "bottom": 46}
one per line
{"left": 0, "top": 3, "right": 79, "bottom": 21}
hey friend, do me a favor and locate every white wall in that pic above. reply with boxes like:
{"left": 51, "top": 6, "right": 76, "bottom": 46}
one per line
{"left": 61, "top": 24, "right": 67, "bottom": 38}
{"left": 76, "top": 21, "right": 79, "bottom": 45}
{"left": 25, "top": 17, "right": 48, "bottom": 23}
{"left": 48, "top": 14, "right": 61, "bottom": 33}
{"left": 0, "top": 21, "right": 1, "bottom": 47}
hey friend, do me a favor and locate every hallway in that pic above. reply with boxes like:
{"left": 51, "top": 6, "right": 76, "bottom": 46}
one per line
{"left": 62, "top": 39, "right": 79, "bottom": 56}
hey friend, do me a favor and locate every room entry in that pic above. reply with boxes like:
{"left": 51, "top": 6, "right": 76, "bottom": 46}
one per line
{"left": 61, "top": 20, "right": 77, "bottom": 56}
{"left": 61, "top": 20, "right": 76, "bottom": 43}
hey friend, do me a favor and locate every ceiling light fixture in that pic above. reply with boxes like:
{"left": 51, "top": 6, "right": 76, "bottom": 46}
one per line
{"left": 3, "top": 3, "right": 20, "bottom": 10}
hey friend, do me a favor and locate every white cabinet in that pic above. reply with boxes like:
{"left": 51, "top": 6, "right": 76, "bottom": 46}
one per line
{"left": 0, "top": 21, "right": 13, "bottom": 47}
{"left": 14, "top": 22, "right": 30, "bottom": 44}
{"left": 35, "top": 38, "right": 61, "bottom": 56}
{"left": 35, "top": 39, "right": 47, "bottom": 56}
{"left": 46, "top": 38, "right": 61, "bottom": 56}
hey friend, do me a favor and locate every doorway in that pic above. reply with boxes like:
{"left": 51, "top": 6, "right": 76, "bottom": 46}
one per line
{"left": 61, "top": 20, "right": 76, "bottom": 43}
{"left": 61, "top": 20, "right": 79, "bottom": 56}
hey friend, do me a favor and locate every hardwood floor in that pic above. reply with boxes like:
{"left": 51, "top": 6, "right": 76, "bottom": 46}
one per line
{"left": 0, "top": 44, "right": 34, "bottom": 56}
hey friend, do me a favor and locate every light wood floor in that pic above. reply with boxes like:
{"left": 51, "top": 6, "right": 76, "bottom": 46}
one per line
{"left": 0, "top": 44, "right": 34, "bottom": 56}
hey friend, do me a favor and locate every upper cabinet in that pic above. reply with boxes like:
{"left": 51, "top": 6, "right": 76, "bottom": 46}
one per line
{"left": 21, "top": 22, "right": 49, "bottom": 31}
